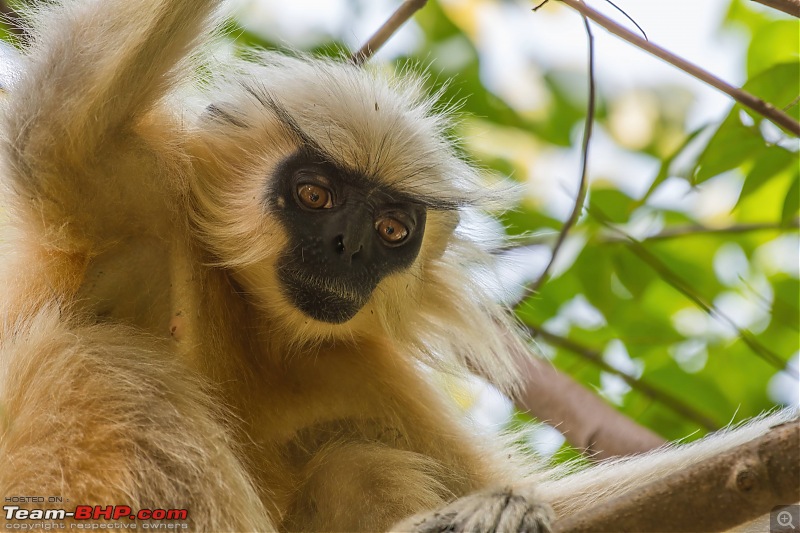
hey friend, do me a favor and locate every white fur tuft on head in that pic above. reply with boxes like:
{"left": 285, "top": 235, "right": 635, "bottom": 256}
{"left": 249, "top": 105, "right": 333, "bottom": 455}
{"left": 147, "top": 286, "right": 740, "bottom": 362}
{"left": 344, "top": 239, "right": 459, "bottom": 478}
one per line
{"left": 187, "top": 51, "right": 528, "bottom": 392}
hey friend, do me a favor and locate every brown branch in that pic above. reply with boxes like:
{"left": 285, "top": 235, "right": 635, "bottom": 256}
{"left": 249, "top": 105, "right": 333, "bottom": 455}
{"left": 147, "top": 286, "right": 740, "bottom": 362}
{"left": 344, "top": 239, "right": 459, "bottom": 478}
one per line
{"left": 552, "top": 420, "right": 800, "bottom": 532}
{"left": 751, "top": 0, "right": 800, "bottom": 17}
{"left": 350, "top": 0, "right": 427, "bottom": 65}
{"left": 513, "top": 351, "right": 665, "bottom": 459}
{"left": 600, "top": 219, "right": 800, "bottom": 243}
{"left": 521, "top": 14, "right": 595, "bottom": 301}
{"left": 527, "top": 324, "right": 720, "bottom": 431}
{"left": 471, "top": 322, "right": 664, "bottom": 458}
{"left": 557, "top": 0, "right": 800, "bottom": 136}
{"left": 492, "top": 219, "right": 800, "bottom": 253}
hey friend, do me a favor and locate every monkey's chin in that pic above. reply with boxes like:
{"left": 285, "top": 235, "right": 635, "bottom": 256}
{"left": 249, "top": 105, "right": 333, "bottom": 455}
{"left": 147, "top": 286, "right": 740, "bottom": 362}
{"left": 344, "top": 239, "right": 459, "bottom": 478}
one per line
{"left": 278, "top": 271, "right": 368, "bottom": 325}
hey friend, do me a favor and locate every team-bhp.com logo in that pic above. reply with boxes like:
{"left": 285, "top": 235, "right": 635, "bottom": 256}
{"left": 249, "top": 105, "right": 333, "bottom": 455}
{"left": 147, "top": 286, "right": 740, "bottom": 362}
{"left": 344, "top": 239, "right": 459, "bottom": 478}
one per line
{"left": 4, "top": 505, "right": 189, "bottom": 529}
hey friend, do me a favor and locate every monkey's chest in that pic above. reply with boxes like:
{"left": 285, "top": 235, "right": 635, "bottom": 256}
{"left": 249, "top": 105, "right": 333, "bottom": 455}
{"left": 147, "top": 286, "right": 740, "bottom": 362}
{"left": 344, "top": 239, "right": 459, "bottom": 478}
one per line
{"left": 76, "top": 237, "right": 172, "bottom": 335}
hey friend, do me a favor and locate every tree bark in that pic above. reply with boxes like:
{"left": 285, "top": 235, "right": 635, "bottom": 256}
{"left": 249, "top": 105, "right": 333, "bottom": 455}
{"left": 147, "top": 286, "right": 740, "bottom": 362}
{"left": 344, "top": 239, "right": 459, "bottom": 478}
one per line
{"left": 552, "top": 420, "right": 800, "bottom": 532}
{"left": 513, "top": 353, "right": 665, "bottom": 459}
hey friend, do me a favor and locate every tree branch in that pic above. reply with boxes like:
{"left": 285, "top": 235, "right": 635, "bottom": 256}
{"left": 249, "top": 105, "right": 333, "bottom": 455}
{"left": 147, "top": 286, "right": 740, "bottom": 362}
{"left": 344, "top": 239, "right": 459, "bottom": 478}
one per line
{"left": 556, "top": 0, "right": 800, "bottom": 136}
{"left": 600, "top": 219, "right": 800, "bottom": 243}
{"left": 526, "top": 324, "right": 720, "bottom": 431}
{"left": 512, "top": 351, "right": 666, "bottom": 459}
{"left": 552, "top": 420, "right": 800, "bottom": 532}
{"left": 350, "top": 0, "right": 427, "bottom": 65}
{"left": 751, "top": 0, "right": 800, "bottom": 17}
{"left": 491, "top": 219, "right": 800, "bottom": 252}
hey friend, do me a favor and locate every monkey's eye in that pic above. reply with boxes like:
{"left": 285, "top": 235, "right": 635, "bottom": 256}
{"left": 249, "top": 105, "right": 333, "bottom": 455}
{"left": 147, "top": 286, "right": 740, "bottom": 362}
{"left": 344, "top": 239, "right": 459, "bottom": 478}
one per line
{"left": 375, "top": 216, "right": 409, "bottom": 245}
{"left": 296, "top": 183, "right": 333, "bottom": 209}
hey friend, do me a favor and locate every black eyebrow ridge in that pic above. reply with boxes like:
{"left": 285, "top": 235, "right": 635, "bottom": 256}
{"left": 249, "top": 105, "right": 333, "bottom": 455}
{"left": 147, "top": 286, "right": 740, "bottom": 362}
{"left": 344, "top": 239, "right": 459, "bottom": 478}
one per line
{"left": 242, "top": 81, "right": 465, "bottom": 212}
{"left": 241, "top": 82, "right": 334, "bottom": 164}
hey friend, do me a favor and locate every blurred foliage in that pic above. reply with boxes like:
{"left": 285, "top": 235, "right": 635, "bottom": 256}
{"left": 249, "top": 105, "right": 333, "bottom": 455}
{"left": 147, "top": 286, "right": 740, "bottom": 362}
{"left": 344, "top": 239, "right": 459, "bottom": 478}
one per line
{"left": 2, "top": 0, "right": 796, "bottom": 459}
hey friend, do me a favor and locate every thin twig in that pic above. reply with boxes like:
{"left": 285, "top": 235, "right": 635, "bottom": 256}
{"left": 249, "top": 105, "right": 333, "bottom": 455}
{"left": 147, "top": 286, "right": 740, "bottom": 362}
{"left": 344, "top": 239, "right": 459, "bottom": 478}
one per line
{"left": 602, "top": 0, "right": 647, "bottom": 41}
{"left": 553, "top": 420, "right": 800, "bottom": 532}
{"left": 520, "top": 14, "right": 596, "bottom": 302}
{"left": 600, "top": 219, "right": 800, "bottom": 243}
{"left": 526, "top": 323, "right": 720, "bottom": 431}
{"left": 350, "top": 0, "right": 428, "bottom": 65}
{"left": 492, "top": 220, "right": 799, "bottom": 252}
{"left": 751, "top": 0, "right": 800, "bottom": 17}
{"left": 557, "top": 0, "right": 800, "bottom": 136}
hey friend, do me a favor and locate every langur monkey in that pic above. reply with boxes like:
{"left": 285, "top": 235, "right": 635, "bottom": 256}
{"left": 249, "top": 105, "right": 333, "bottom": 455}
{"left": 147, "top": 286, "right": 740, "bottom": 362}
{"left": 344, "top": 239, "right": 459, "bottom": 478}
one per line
{"left": 0, "top": 0, "right": 794, "bottom": 531}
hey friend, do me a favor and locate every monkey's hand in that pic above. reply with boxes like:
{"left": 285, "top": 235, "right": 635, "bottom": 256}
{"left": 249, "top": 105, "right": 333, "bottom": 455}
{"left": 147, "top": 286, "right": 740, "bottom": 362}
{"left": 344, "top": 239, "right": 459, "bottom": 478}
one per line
{"left": 392, "top": 487, "right": 553, "bottom": 533}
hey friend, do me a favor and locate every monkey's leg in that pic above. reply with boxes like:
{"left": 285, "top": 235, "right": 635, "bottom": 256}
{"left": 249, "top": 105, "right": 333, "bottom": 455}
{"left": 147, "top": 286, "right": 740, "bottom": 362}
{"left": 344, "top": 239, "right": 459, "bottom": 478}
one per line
{"left": 282, "top": 439, "right": 456, "bottom": 533}
{"left": 0, "top": 308, "right": 274, "bottom": 532}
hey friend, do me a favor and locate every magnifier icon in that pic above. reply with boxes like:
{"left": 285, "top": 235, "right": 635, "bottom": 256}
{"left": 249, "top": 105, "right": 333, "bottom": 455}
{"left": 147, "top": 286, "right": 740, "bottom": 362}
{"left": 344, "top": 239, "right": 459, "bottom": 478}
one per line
{"left": 778, "top": 510, "right": 796, "bottom": 529}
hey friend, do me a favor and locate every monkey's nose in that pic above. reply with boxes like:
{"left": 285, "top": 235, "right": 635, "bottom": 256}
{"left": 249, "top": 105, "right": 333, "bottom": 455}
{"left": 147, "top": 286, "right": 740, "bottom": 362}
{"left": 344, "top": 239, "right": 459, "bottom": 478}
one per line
{"left": 335, "top": 235, "right": 364, "bottom": 263}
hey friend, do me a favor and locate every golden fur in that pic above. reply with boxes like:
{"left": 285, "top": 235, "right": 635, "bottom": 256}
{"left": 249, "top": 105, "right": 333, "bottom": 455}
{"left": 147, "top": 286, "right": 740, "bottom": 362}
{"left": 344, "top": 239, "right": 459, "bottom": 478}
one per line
{"left": 0, "top": 1, "right": 794, "bottom": 532}
{"left": 0, "top": 1, "right": 536, "bottom": 530}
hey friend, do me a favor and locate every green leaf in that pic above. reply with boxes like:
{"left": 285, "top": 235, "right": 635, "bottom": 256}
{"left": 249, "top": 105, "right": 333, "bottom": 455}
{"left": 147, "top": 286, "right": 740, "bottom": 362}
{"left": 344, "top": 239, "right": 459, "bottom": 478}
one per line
{"left": 723, "top": 0, "right": 775, "bottom": 36}
{"left": 612, "top": 250, "right": 655, "bottom": 299}
{"left": 781, "top": 172, "right": 800, "bottom": 224}
{"left": 692, "top": 63, "right": 799, "bottom": 184}
{"left": 622, "top": 394, "right": 697, "bottom": 440}
{"left": 415, "top": 0, "right": 463, "bottom": 42}
{"left": 704, "top": 340, "right": 776, "bottom": 420}
{"left": 516, "top": 274, "right": 584, "bottom": 324}
{"left": 537, "top": 71, "right": 598, "bottom": 146}
{"left": 693, "top": 119, "right": 764, "bottom": 184}
{"left": 772, "top": 278, "right": 800, "bottom": 331}
{"left": 646, "top": 364, "right": 730, "bottom": 423}
{"left": 737, "top": 146, "right": 796, "bottom": 207}
{"left": 500, "top": 204, "right": 561, "bottom": 236}
{"left": 640, "top": 238, "right": 725, "bottom": 299}
{"left": 575, "top": 246, "right": 615, "bottom": 313}
{"left": 741, "top": 62, "right": 800, "bottom": 122}
{"left": 589, "top": 188, "right": 636, "bottom": 224}
{"left": 641, "top": 126, "right": 706, "bottom": 203}
{"left": 748, "top": 21, "right": 800, "bottom": 77}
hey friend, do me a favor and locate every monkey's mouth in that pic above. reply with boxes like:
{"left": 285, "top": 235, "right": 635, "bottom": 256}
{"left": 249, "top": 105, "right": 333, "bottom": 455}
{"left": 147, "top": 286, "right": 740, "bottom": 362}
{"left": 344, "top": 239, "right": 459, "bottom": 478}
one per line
{"left": 278, "top": 269, "right": 371, "bottom": 324}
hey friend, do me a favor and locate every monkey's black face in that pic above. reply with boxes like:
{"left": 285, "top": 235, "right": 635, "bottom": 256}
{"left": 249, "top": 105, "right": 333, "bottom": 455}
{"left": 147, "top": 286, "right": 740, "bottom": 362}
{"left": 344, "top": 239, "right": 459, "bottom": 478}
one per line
{"left": 268, "top": 150, "right": 427, "bottom": 324}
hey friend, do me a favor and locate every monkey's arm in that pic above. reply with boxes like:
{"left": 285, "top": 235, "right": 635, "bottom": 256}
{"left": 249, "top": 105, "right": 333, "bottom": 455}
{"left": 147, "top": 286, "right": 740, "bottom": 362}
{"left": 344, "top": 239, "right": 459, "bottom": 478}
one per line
{"left": 2, "top": 0, "right": 219, "bottom": 241}
{"left": 0, "top": 0, "right": 221, "bottom": 318}
{"left": 9, "top": 0, "right": 218, "bottom": 169}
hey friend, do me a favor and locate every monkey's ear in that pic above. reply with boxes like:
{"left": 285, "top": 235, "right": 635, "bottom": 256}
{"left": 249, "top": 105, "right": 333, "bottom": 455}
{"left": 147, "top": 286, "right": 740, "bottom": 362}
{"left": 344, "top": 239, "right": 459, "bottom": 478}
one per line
{"left": 202, "top": 103, "right": 247, "bottom": 128}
